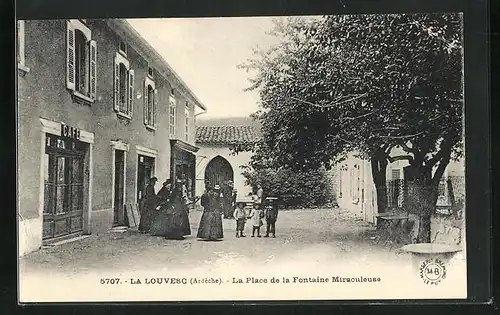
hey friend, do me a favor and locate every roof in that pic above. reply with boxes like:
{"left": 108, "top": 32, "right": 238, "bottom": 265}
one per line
{"left": 107, "top": 19, "right": 207, "bottom": 111}
{"left": 195, "top": 125, "right": 261, "bottom": 145}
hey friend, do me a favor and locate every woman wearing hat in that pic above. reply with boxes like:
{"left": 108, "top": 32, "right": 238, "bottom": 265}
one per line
{"left": 138, "top": 177, "right": 159, "bottom": 233}
{"left": 149, "top": 179, "right": 173, "bottom": 236}
{"left": 163, "top": 179, "right": 189, "bottom": 240}
{"left": 196, "top": 184, "right": 224, "bottom": 241}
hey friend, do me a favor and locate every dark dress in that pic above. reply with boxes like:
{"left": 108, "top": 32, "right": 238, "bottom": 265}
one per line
{"left": 138, "top": 184, "right": 157, "bottom": 232}
{"left": 221, "top": 186, "right": 233, "bottom": 218}
{"left": 149, "top": 187, "right": 172, "bottom": 236}
{"left": 164, "top": 188, "right": 189, "bottom": 240}
{"left": 197, "top": 191, "right": 224, "bottom": 240}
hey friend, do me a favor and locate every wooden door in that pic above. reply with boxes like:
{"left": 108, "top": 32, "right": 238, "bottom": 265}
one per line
{"left": 204, "top": 156, "right": 233, "bottom": 189}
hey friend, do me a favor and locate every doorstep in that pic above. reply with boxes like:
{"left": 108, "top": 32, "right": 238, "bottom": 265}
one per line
{"left": 42, "top": 232, "right": 90, "bottom": 247}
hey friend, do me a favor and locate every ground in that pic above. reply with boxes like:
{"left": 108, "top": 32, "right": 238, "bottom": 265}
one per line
{"left": 19, "top": 208, "right": 467, "bottom": 301}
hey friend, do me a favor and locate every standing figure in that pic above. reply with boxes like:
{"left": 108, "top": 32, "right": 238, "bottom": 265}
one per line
{"left": 256, "top": 184, "right": 264, "bottom": 208}
{"left": 149, "top": 179, "right": 173, "bottom": 236}
{"left": 164, "top": 181, "right": 187, "bottom": 240}
{"left": 233, "top": 201, "right": 247, "bottom": 238}
{"left": 248, "top": 203, "right": 264, "bottom": 237}
{"left": 264, "top": 197, "right": 279, "bottom": 238}
{"left": 222, "top": 181, "right": 234, "bottom": 219}
{"left": 197, "top": 184, "right": 224, "bottom": 241}
{"left": 178, "top": 178, "right": 191, "bottom": 236}
{"left": 138, "top": 177, "right": 158, "bottom": 233}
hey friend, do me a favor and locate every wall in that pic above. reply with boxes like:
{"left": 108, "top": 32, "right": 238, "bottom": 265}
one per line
{"left": 195, "top": 145, "right": 253, "bottom": 197}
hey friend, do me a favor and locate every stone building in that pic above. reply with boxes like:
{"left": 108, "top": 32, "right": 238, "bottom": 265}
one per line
{"left": 17, "top": 19, "right": 206, "bottom": 256}
{"left": 195, "top": 123, "right": 260, "bottom": 197}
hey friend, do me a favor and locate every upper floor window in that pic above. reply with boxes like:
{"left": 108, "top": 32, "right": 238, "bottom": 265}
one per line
{"left": 66, "top": 19, "right": 97, "bottom": 103}
{"left": 184, "top": 102, "right": 190, "bottom": 142}
{"left": 169, "top": 95, "right": 176, "bottom": 136}
{"left": 170, "top": 88, "right": 175, "bottom": 96}
{"left": 147, "top": 65, "right": 154, "bottom": 78}
{"left": 17, "top": 20, "right": 29, "bottom": 74}
{"left": 119, "top": 40, "right": 127, "bottom": 56}
{"left": 113, "top": 52, "right": 134, "bottom": 118}
{"left": 143, "top": 77, "right": 156, "bottom": 129}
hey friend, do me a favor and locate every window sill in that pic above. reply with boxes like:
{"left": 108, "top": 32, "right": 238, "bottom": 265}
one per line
{"left": 116, "top": 112, "right": 132, "bottom": 120}
{"left": 18, "top": 63, "right": 30, "bottom": 75}
{"left": 72, "top": 91, "right": 95, "bottom": 105}
{"left": 145, "top": 124, "right": 156, "bottom": 131}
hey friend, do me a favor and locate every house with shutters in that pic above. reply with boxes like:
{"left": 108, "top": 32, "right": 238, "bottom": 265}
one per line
{"left": 195, "top": 118, "right": 261, "bottom": 198}
{"left": 17, "top": 19, "right": 206, "bottom": 256}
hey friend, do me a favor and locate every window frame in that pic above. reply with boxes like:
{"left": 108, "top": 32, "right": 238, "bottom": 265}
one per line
{"left": 118, "top": 40, "right": 127, "bottom": 57}
{"left": 144, "top": 77, "right": 156, "bottom": 130}
{"left": 17, "top": 20, "right": 30, "bottom": 74}
{"left": 113, "top": 52, "right": 134, "bottom": 119}
{"left": 66, "top": 19, "right": 96, "bottom": 104}
{"left": 184, "top": 102, "right": 190, "bottom": 142}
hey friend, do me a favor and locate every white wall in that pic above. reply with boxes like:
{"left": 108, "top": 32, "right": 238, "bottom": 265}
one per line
{"left": 195, "top": 144, "right": 253, "bottom": 197}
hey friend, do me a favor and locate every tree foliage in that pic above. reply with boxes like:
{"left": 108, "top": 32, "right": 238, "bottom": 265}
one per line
{"left": 239, "top": 13, "right": 464, "bottom": 242}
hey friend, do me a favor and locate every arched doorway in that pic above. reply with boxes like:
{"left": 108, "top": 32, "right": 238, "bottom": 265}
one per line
{"left": 204, "top": 156, "right": 234, "bottom": 189}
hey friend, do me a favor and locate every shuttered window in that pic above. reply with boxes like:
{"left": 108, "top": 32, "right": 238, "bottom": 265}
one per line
{"left": 66, "top": 20, "right": 96, "bottom": 103}
{"left": 113, "top": 52, "right": 133, "bottom": 118}
{"left": 169, "top": 95, "right": 176, "bottom": 136}
{"left": 144, "top": 77, "right": 156, "bottom": 129}
{"left": 185, "top": 103, "right": 189, "bottom": 142}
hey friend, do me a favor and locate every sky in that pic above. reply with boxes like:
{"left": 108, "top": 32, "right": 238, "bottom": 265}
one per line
{"left": 127, "top": 17, "right": 281, "bottom": 120}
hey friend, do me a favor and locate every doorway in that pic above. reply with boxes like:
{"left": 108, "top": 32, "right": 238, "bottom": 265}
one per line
{"left": 137, "top": 154, "right": 155, "bottom": 201}
{"left": 113, "top": 150, "right": 125, "bottom": 225}
{"left": 204, "top": 155, "right": 233, "bottom": 189}
{"left": 43, "top": 135, "right": 86, "bottom": 240}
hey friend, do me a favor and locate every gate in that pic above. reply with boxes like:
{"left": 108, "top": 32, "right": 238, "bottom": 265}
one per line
{"left": 204, "top": 156, "right": 234, "bottom": 188}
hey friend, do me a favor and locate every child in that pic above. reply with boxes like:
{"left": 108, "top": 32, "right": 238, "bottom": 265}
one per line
{"left": 233, "top": 201, "right": 247, "bottom": 238}
{"left": 264, "top": 197, "right": 279, "bottom": 238}
{"left": 248, "top": 203, "right": 264, "bottom": 237}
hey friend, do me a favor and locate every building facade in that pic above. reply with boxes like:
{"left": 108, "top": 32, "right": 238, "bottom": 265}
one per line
{"left": 195, "top": 125, "right": 260, "bottom": 197}
{"left": 17, "top": 19, "right": 206, "bottom": 256}
{"left": 336, "top": 147, "right": 465, "bottom": 245}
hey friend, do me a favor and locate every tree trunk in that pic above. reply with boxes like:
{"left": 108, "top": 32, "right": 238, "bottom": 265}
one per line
{"left": 371, "top": 154, "right": 388, "bottom": 229}
{"left": 403, "top": 165, "right": 438, "bottom": 243}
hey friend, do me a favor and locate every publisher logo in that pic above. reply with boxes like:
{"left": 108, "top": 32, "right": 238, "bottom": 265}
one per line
{"left": 419, "top": 258, "right": 447, "bottom": 285}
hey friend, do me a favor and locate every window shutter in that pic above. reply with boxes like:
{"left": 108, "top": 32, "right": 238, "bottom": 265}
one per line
{"left": 154, "top": 89, "right": 158, "bottom": 127}
{"left": 143, "top": 80, "right": 148, "bottom": 125}
{"left": 66, "top": 21, "right": 76, "bottom": 90}
{"left": 113, "top": 57, "right": 120, "bottom": 112}
{"left": 89, "top": 40, "right": 97, "bottom": 100}
{"left": 128, "top": 69, "right": 134, "bottom": 116}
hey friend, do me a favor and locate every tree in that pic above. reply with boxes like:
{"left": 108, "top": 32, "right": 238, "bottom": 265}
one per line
{"left": 239, "top": 13, "right": 464, "bottom": 242}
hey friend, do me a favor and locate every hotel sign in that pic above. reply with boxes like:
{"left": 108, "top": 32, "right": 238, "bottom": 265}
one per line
{"left": 60, "top": 123, "right": 81, "bottom": 140}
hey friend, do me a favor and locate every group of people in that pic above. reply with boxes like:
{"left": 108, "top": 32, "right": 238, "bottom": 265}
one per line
{"left": 137, "top": 177, "right": 278, "bottom": 241}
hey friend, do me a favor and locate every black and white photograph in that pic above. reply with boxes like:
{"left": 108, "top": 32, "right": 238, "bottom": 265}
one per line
{"left": 17, "top": 13, "right": 467, "bottom": 302}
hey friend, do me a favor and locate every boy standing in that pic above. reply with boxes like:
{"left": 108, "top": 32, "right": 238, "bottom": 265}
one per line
{"left": 233, "top": 201, "right": 247, "bottom": 238}
{"left": 264, "top": 197, "right": 279, "bottom": 238}
{"left": 249, "top": 203, "right": 264, "bottom": 237}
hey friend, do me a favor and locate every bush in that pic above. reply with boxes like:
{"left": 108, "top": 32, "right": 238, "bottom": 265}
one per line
{"left": 241, "top": 166, "right": 333, "bottom": 208}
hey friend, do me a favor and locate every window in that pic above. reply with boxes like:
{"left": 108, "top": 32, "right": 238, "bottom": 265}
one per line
{"left": 185, "top": 102, "right": 190, "bottom": 142}
{"left": 148, "top": 66, "right": 154, "bottom": 78}
{"left": 169, "top": 95, "right": 176, "bottom": 136}
{"left": 17, "top": 20, "right": 29, "bottom": 73}
{"left": 119, "top": 41, "right": 127, "bottom": 56}
{"left": 113, "top": 52, "right": 134, "bottom": 117}
{"left": 66, "top": 19, "right": 96, "bottom": 103}
{"left": 143, "top": 77, "right": 156, "bottom": 129}
{"left": 171, "top": 88, "right": 175, "bottom": 96}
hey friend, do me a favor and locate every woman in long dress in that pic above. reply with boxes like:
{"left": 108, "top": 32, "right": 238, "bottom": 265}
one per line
{"left": 163, "top": 181, "right": 188, "bottom": 240}
{"left": 149, "top": 179, "right": 173, "bottom": 236}
{"left": 179, "top": 179, "right": 191, "bottom": 236}
{"left": 138, "top": 177, "right": 158, "bottom": 233}
{"left": 197, "top": 185, "right": 224, "bottom": 241}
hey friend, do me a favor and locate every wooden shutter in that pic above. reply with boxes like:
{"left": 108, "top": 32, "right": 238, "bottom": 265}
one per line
{"left": 113, "top": 56, "right": 120, "bottom": 112}
{"left": 143, "top": 80, "right": 149, "bottom": 125}
{"left": 153, "top": 89, "right": 158, "bottom": 127}
{"left": 128, "top": 69, "right": 134, "bottom": 116}
{"left": 89, "top": 40, "right": 97, "bottom": 100}
{"left": 66, "top": 21, "right": 76, "bottom": 90}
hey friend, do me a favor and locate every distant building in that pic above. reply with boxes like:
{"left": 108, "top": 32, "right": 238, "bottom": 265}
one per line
{"left": 17, "top": 19, "right": 206, "bottom": 256}
{"left": 195, "top": 124, "right": 260, "bottom": 197}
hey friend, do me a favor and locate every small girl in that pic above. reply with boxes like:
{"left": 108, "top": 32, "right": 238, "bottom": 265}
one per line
{"left": 248, "top": 203, "right": 264, "bottom": 237}
{"left": 233, "top": 201, "right": 247, "bottom": 238}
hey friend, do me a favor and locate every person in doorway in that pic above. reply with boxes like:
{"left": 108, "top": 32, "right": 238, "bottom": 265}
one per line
{"left": 233, "top": 201, "right": 247, "bottom": 238}
{"left": 138, "top": 177, "right": 158, "bottom": 233}
{"left": 163, "top": 180, "right": 187, "bottom": 240}
{"left": 248, "top": 203, "right": 264, "bottom": 237}
{"left": 197, "top": 184, "right": 224, "bottom": 241}
{"left": 149, "top": 179, "right": 173, "bottom": 236}
{"left": 221, "top": 180, "right": 234, "bottom": 219}
{"left": 264, "top": 197, "right": 279, "bottom": 238}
